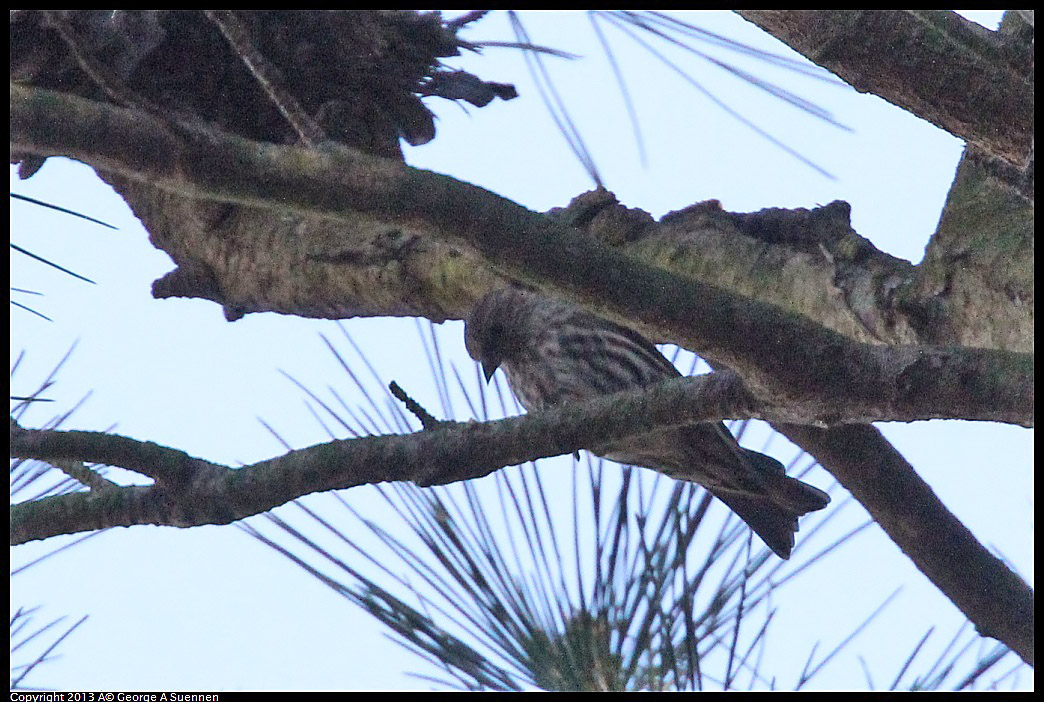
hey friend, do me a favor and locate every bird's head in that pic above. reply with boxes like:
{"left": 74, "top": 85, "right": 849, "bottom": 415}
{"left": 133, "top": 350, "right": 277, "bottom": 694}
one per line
{"left": 464, "top": 288, "right": 530, "bottom": 383}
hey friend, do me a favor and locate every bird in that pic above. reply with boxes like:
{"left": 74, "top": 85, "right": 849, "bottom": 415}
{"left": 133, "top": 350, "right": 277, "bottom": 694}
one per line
{"left": 464, "top": 286, "right": 830, "bottom": 559}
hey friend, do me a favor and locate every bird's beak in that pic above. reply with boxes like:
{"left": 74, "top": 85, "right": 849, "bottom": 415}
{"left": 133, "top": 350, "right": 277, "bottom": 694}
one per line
{"left": 481, "top": 359, "right": 499, "bottom": 383}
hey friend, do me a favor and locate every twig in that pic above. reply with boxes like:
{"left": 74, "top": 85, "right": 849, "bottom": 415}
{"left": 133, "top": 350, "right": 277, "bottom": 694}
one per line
{"left": 446, "top": 10, "right": 492, "bottom": 30}
{"left": 42, "top": 10, "right": 156, "bottom": 113}
{"left": 389, "top": 381, "right": 443, "bottom": 430}
{"left": 204, "top": 10, "right": 326, "bottom": 146}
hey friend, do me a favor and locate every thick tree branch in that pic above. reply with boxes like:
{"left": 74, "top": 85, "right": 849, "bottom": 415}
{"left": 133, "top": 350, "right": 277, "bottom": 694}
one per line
{"left": 777, "top": 422, "right": 1033, "bottom": 666}
{"left": 9, "top": 84, "right": 1032, "bottom": 427}
{"left": 734, "top": 11, "right": 1033, "bottom": 171}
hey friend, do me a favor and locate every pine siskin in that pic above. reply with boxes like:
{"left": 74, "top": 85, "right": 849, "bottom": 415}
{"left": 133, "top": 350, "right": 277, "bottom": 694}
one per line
{"left": 464, "top": 287, "right": 830, "bottom": 559}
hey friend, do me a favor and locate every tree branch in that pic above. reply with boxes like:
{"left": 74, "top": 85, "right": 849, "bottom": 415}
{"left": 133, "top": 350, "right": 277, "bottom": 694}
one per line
{"left": 10, "top": 371, "right": 757, "bottom": 544}
{"left": 734, "top": 10, "right": 1033, "bottom": 170}
{"left": 777, "top": 422, "right": 1033, "bottom": 666}
{"left": 9, "top": 84, "right": 1032, "bottom": 427}
{"left": 11, "top": 367, "right": 1032, "bottom": 662}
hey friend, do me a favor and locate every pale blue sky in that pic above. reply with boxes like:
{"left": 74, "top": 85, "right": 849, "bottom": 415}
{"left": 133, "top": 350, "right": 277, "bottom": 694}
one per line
{"left": 10, "top": 10, "right": 1031, "bottom": 691}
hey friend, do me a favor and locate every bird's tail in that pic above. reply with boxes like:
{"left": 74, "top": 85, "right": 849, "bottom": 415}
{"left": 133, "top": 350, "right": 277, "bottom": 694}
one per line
{"left": 742, "top": 449, "right": 831, "bottom": 514}
{"left": 709, "top": 450, "right": 831, "bottom": 560}
{"left": 709, "top": 488, "right": 803, "bottom": 559}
